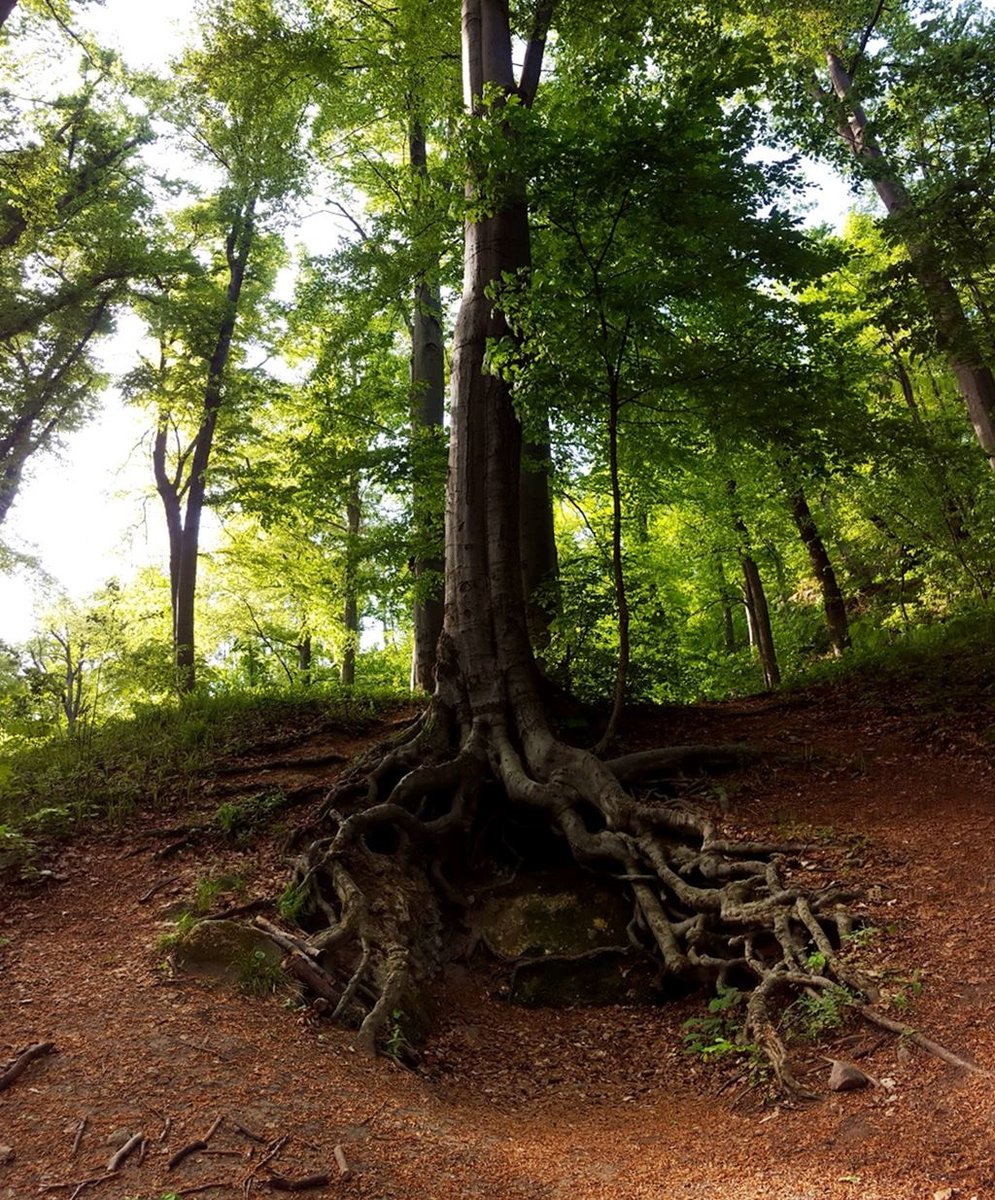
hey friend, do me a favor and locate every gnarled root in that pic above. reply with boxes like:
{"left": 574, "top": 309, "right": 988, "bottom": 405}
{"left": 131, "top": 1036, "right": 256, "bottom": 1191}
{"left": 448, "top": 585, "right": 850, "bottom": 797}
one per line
{"left": 258, "top": 696, "right": 964, "bottom": 1094}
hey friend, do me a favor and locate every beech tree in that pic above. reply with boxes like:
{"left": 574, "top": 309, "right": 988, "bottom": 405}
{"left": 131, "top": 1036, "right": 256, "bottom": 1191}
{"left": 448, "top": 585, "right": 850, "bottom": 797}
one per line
{"left": 274, "top": 0, "right": 872, "bottom": 1095}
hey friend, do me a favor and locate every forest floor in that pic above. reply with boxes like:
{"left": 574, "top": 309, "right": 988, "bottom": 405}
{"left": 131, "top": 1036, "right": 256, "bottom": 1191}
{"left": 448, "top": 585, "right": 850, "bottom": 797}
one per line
{"left": 2, "top": 651, "right": 995, "bottom": 1200}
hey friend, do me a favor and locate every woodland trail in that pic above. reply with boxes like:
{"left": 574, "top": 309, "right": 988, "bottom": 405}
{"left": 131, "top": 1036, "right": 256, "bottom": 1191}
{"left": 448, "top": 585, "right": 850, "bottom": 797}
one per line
{"left": 2, "top": 669, "right": 995, "bottom": 1200}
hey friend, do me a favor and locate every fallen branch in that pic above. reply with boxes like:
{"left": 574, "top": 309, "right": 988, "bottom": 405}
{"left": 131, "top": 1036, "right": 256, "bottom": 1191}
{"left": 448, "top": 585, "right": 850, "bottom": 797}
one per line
{"left": 40, "top": 1171, "right": 116, "bottom": 1195}
{"left": 855, "top": 1004, "right": 990, "bottom": 1074}
{"left": 267, "top": 1174, "right": 331, "bottom": 1192}
{"left": 106, "top": 1133, "right": 144, "bottom": 1173}
{"left": 242, "top": 1135, "right": 289, "bottom": 1193}
{"left": 0, "top": 1041, "right": 56, "bottom": 1093}
{"left": 138, "top": 877, "right": 178, "bottom": 904}
{"left": 232, "top": 1121, "right": 266, "bottom": 1144}
{"left": 333, "top": 1145, "right": 352, "bottom": 1181}
{"left": 167, "top": 1115, "right": 224, "bottom": 1171}
{"left": 172, "top": 1184, "right": 233, "bottom": 1197}
{"left": 70, "top": 1116, "right": 87, "bottom": 1157}
{"left": 604, "top": 743, "right": 762, "bottom": 783}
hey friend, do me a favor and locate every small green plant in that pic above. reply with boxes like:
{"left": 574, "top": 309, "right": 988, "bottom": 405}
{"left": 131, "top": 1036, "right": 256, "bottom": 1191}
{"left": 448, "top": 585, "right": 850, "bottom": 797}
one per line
{"left": 214, "top": 789, "right": 286, "bottom": 839}
{"left": 384, "top": 1009, "right": 411, "bottom": 1061}
{"left": 190, "top": 872, "right": 246, "bottom": 914}
{"left": 840, "top": 925, "right": 878, "bottom": 950}
{"left": 155, "top": 910, "right": 201, "bottom": 951}
{"left": 0, "top": 824, "right": 38, "bottom": 874}
{"left": 886, "top": 971, "right": 924, "bottom": 1010}
{"left": 683, "top": 985, "right": 751, "bottom": 1060}
{"left": 277, "top": 880, "right": 312, "bottom": 922}
{"left": 786, "top": 984, "right": 856, "bottom": 1040}
{"left": 235, "top": 948, "right": 285, "bottom": 997}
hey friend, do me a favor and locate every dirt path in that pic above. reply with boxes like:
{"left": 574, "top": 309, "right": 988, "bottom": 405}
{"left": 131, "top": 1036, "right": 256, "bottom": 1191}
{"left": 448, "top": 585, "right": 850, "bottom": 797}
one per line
{"left": 2, "top": 681, "right": 995, "bottom": 1200}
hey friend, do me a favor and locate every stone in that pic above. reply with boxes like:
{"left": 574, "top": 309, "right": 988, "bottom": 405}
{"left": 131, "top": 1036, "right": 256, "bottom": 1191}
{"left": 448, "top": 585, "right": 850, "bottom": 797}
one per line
{"left": 171, "top": 920, "right": 282, "bottom": 983}
{"left": 105, "top": 1128, "right": 133, "bottom": 1148}
{"left": 0, "top": 1146, "right": 13, "bottom": 1165}
{"left": 470, "top": 870, "right": 662, "bottom": 1007}
{"left": 828, "top": 1059, "right": 873, "bottom": 1092}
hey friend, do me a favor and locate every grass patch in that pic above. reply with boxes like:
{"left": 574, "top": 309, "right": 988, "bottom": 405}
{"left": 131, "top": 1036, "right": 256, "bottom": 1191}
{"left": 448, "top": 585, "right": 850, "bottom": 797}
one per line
{"left": 0, "top": 684, "right": 408, "bottom": 844}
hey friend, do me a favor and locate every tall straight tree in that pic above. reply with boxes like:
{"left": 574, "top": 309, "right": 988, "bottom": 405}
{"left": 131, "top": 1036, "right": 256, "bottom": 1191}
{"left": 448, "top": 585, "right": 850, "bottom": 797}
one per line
{"left": 142, "top": 0, "right": 323, "bottom": 689}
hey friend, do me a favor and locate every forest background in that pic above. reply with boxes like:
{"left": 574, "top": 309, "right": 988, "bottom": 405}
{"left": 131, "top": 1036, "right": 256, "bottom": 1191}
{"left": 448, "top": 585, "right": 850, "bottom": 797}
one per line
{"left": 2, "top": 0, "right": 995, "bottom": 752}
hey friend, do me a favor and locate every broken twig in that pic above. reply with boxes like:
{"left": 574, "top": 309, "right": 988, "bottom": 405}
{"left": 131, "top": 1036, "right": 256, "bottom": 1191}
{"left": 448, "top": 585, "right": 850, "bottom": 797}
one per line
{"left": 0, "top": 1041, "right": 56, "bottom": 1093}
{"left": 107, "top": 1132, "right": 144, "bottom": 1172}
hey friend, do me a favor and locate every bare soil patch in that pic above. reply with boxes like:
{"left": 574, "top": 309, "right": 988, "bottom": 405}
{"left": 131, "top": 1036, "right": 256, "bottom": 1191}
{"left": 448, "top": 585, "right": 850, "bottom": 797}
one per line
{"left": 2, "top": 674, "right": 995, "bottom": 1200}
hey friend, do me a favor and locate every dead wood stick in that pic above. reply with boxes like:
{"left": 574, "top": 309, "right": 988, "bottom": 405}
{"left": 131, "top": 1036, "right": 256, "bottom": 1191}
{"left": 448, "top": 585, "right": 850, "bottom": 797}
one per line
{"left": 241, "top": 1133, "right": 289, "bottom": 1193}
{"left": 138, "top": 876, "right": 178, "bottom": 904}
{"left": 106, "top": 1132, "right": 144, "bottom": 1172}
{"left": 173, "top": 1184, "right": 233, "bottom": 1197}
{"left": 268, "top": 1174, "right": 331, "bottom": 1192}
{"left": 70, "top": 1116, "right": 87, "bottom": 1157}
{"left": 168, "top": 1115, "right": 224, "bottom": 1170}
{"left": 0, "top": 1041, "right": 55, "bottom": 1092}
{"left": 333, "top": 1144, "right": 352, "bottom": 1181}
{"left": 854, "top": 1004, "right": 991, "bottom": 1074}
{"left": 158, "top": 1115, "right": 173, "bottom": 1144}
{"left": 232, "top": 1121, "right": 266, "bottom": 1143}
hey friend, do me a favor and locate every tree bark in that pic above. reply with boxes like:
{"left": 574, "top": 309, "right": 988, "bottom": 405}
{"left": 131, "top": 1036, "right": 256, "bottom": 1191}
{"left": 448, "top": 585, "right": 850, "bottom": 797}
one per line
{"left": 341, "top": 479, "right": 361, "bottom": 687}
{"left": 408, "top": 121, "right": 446, "bottom": 693}
{"left": 823, "top": 50, "right": 995, "bottom": 466}
{"left": 784, "top": 482, "right": 851, "bottom": 656}
{"left": 0, "top": 1, "right": 17, "bottom": 29}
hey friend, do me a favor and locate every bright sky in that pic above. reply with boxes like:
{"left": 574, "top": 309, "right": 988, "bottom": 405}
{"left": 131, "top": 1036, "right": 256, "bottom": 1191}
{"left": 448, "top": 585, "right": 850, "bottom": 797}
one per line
{"left": 0, "top": 0, "right": 859, "bottom": 647}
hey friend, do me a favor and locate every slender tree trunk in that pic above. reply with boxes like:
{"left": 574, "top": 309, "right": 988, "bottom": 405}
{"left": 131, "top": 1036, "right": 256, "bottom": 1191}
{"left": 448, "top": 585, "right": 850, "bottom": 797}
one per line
{"left": 728, "top": 481, "right": 780, "bottom": 690}
{"left": 170, "top": 194, "right": 256, "bottom": 692}
{"left": 784, "top": 481, "right": 851, "bottom": 655}
{"left": 297, "top": 631, "right": 312, "bottom": 687}
{"left": 714, "top": 553, "right": 739, "bottom": 654}
{"left": 740, "top": 553, "right": 780, "bottom": 689}
{"left": 519, "top": 413, "right": 559, "bottom": 651}
{"left": 409, "top": 122, "right": 446, "bottom": 693}
{"left": 595, "top": 381, "right": 629, "bottom": 753}
{"left": 341, "top": 480, "right": 361, "bottom": 687}
{"left": 0, "top": 1, "right": 17, "bottom": 29}
{"left": 823, "top": 51, "right": 995, "bottom": 465}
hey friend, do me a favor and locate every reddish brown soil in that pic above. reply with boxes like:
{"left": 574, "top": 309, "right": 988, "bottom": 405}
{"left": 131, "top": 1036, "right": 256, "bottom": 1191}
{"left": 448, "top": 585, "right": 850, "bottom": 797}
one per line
{"left": 2, "top": 671, "right": 995, "bottom": 1200}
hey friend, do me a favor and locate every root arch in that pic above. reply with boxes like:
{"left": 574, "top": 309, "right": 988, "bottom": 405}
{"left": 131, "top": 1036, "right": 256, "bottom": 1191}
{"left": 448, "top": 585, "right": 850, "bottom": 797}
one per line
{"left": 270, "top": 689, "right": 880, "bottom": 1095}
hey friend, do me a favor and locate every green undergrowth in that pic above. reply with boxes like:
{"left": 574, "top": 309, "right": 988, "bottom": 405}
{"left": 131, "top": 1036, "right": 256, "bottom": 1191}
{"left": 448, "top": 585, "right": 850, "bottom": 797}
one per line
{"left": 0, "top": 684, "right": 408, "bottom": 867}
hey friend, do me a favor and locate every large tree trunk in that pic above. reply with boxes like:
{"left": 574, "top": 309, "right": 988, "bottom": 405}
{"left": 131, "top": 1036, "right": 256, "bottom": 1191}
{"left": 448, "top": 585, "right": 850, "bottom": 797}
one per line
{"left": 0, "top": 1, "right": 17, "bottom": 29}
{"left": 408, "top": 122, "right": 446, "bottom": 693}
{"left": 823, "top": 51, "right": 995, "bottom": 466}
{"left": 783, "top": 480, "right": 851, "bottom": 656}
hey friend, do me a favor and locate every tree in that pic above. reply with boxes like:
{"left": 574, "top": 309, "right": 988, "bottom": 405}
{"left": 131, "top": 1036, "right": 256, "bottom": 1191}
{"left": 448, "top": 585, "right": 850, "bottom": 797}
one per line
{"left": 0, "top": 51, "right": 155, "bottom": 526}
{"left": 139, "top": 0, "right": 322, "bottom": 689}
{"left": 277, "top": 0, "right": 866, "bottom": 1095}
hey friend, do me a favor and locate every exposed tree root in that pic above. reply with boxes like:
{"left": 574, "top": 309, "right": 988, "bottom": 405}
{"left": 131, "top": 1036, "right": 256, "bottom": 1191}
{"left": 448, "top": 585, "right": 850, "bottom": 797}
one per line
{"left": 259, "top": 696, "right": 972, "bottom": 1096}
